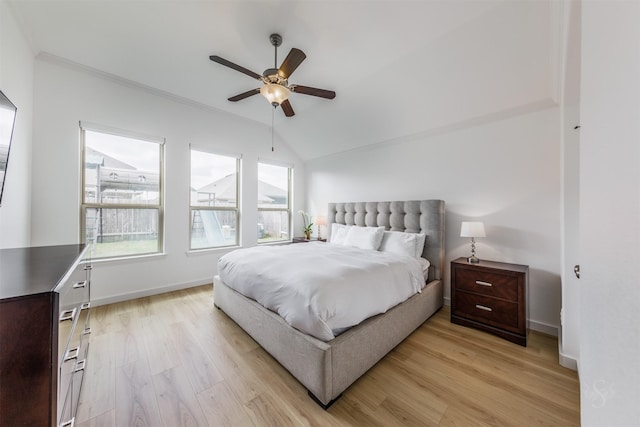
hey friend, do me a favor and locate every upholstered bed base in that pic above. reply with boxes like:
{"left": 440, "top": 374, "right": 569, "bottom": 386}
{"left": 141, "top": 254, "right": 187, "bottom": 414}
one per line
{"left": 213, "top": 276, "right": 443, "bottom": 406}
{"left": 213, "top": 199, "right": 445, "bottom": 406}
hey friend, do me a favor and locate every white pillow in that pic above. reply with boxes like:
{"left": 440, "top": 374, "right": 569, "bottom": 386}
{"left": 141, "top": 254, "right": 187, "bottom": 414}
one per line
{"left": 379, "top": 231, "right": 418, "bottom": 257}
{"left": 329, "top": 223, "right": 350, "bottom": 245}
{"left": 343, "top": 226, "right": 385, "bottom": 251}
{"left": 414, "top": 233, "right": 427, "bottom": 257}
{"left": 378, "top": 231, "right": 427, "bottom": 258}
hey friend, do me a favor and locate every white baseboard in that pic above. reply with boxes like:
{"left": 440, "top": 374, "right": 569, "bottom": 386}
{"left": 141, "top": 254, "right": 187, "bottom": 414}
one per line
{"left": 559, "top": 351, "right": 578, "bottom": 370}
{"left": 91, "top": 279, "right": 212, "bottom": 307}
{"left": 528, "top": 319, "right": 558, "bottom": 337}
{"left": 557, "top": 328, "right": 579, "bottom": 370}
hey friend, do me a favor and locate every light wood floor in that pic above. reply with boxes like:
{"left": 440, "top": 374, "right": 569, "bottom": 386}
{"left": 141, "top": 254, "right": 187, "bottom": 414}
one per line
{"left": 76, "top": 285, "right": 579, "bottom": 426}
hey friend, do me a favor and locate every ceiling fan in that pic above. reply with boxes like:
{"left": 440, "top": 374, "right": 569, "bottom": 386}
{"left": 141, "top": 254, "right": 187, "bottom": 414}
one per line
{"left": 209, "top": 33, "right": 336, "bottom": 117}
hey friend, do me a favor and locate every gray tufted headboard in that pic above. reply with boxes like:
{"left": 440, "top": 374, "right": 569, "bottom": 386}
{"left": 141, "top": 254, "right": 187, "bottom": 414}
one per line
{"left": 327, "top": 200, "right": 446, "bottom": 283}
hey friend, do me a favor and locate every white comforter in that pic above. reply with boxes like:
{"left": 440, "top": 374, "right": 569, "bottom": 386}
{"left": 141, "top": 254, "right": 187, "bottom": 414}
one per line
{"left": 217, "top": 242, "right": 425, "bottom": 341}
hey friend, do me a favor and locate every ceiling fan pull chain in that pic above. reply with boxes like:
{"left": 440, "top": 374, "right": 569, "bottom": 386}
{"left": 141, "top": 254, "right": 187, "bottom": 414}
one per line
{"left": 271, "top": 106, "right": 275, "bottom": 152}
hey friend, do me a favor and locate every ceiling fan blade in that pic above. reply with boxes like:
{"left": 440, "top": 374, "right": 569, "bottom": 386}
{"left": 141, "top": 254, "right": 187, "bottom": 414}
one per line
{"left": 278, "top": 48, "right": 306, "bottom": 79}
{"left": 280, "top": 99, "right": 295, "bottom": 117}
{"left": 210, "top": 55, "right": 262, "bottom": 80}
{"left": 291, "top": 85, "right": 336, "bottom": 99}
{"left": 228, "top": 88, "right": 261, "bottom": 102}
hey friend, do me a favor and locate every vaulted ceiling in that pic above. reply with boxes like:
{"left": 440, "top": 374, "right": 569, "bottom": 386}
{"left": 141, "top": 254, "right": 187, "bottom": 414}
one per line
{"left": 9, "top": 0, "right": 559, "bottom": 161}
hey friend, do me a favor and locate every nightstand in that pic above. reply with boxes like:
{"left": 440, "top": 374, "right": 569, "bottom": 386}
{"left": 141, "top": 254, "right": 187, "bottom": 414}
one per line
{"left": 450, "top": 257, "right": 528, "bottom": 346}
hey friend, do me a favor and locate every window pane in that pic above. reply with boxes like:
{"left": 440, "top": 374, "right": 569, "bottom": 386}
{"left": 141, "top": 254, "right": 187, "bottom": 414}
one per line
{"left": 258, "top": 163, "right": 289, "bottom": 209}
{"left": 258, "top": 210, "right": 290, "bottom": 243}
{"left": 191, "top": 150, "right": 237, "bottom": 207}
{"left": 84, "top": 207, "right": 159, "bottom": 258}
{"left": 84, "top": 131, "right": 160, "bottom": 205}
{"left": 190, "top": 209, "right": 237, "bottom": 249}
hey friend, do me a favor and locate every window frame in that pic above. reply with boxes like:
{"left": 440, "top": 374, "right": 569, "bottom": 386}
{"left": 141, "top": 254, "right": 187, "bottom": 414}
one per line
{"left": 80, "top": 122, "right": 165, "bottom": 260}
{"left": 188, "top": 146, "right": 241, "bottom": 251}
{"left": 257, "top": 160, "right": 292, "bottom": 244}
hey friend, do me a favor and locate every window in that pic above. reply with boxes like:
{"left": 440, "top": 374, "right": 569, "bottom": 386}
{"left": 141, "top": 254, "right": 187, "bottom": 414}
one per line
{"left": 81, "top": 125, "right": 164, "bottom": 259}
{"left": 258, "top": 161, "right": 291, "bottom": 243}
{"left": 190, "top": 148, "right": 240, "bottom": 249}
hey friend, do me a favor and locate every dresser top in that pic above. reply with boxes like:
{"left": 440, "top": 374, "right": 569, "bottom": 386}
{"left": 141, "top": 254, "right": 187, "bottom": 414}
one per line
{"left": 451, "top": 257, "right": 528, "bottom": 273}
{"left": 0, "top": 244, "right": 87, "bottom": 300}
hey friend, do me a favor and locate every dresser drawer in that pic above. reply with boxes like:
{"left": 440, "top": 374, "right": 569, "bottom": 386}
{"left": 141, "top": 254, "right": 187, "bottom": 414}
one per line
{"left": 454, "top": 267, "right": 518, "bottom": 301}
{"left": 453, "top": 291, "right": 519, "bottom": 332}
{"left": 58, "top": 336, "right": 89, "bottom": 426}
{"left": 57, "top": 282, "right": 89, "bottom": 364}
{"left": 59, "top": 276, "right": 89, "bottom": 314}
{"left": 63, "top": 303, "right": 90, "bottom": 363}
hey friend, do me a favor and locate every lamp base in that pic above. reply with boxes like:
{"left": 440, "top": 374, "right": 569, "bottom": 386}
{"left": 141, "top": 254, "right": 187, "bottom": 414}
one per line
{"left": 467, "top": 255, "right": 480, "bottom": 264}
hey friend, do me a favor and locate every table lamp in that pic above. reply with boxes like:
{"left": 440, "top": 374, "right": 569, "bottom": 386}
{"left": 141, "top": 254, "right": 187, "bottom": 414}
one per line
{"left": 315, "top": 215, "right": 327, "bottom": 240}
{"left": 460, "top": 221, "right": 486, "bottom": 264}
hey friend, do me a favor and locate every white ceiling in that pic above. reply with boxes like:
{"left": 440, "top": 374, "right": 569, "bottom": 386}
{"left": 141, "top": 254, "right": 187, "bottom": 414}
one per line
{"left": 9, "top": 0, "right": 558, "bottom": 161}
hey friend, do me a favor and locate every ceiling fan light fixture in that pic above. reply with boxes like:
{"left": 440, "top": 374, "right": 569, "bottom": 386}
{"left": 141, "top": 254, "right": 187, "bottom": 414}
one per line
{"left": 260, "top": 83, "right": 290, "bottom": 106}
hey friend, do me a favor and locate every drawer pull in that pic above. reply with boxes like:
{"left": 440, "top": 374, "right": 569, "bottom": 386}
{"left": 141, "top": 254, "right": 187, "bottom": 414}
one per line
{"left": 475, "top": 280, "right": 493, "bottom": 287}
{"left": 80, "top": 302, "right": 91, "bottom": 310}
{"left": 83, "top": 327, "right": 92, "bottom": 335}
{"left": 59, "top": 308, "right": 76, "bottom": 322}
{"left": 84, "top": 265, "right": 93, "bottom": 271}
{"left": 74, "top": 359, "right": 86, "bottom": 373}
{"left": 475, "top": 304, "right": 493, "bottom": 312}
{"left": 60, "top": 418, "right": 75, "bottom": 427}
{"left": 64, "top": 346, "right": 80, "bottom": 362}
{"left": 73, "top": 280, "right": 87, "bottom": 289}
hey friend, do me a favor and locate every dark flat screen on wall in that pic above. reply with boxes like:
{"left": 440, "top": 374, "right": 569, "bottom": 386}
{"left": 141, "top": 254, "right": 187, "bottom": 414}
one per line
{"left": 0, "top": 90, "right": 17, "bottom": 206}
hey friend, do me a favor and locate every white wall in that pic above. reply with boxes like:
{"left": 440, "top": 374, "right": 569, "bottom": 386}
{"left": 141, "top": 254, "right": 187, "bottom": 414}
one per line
{"left": 306, "top": 106, "right": 562, "bottom": 334}
{"left": 579, "top": 1, "right": 640, "bottom": 424}
{"left": 0, "top": 0, "right": 34, "bottom": 248}
{"left": 30, "top": 55, "right": 305, "bottom": 304}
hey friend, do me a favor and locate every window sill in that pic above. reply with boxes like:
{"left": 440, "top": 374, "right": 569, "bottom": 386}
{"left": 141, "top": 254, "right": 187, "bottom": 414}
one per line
{"left": 186, "top": 246, "right": 242, "bottom": 256}
{"left": 91, "top": 252, "right": 167, "bottom": 264}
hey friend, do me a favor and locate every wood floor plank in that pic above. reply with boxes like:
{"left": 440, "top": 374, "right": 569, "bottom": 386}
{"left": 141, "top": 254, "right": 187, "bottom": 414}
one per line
{"left": 168, "top": 322, "right": 224, "bottom": 393}
{"left": 115, "top": 359, "right": 163, "bottom": 427}
{"left": 77, "top": 285, "right": 580, "bottom": 427}
{"left": 75, "top": 409, "right": 115, "bottom": 427}
{"left": 196, "top": 382, "right": 256, "bottom": 427}
{"left": 191, "top": 323, "right": 267, "bottom": 402}
{"left": 152, "top": 365, "right": 208, "bottom": 427}
{"left": 114, "top": 311, "right": 148, "bottom": 368}
{"left": 141, "top": 314, "right": 181, "bottom": 375}
{"left": 244, "top": 391, "right": 303, "bottom": 427}
{"left": 76, "top": 333, "right": 116, "bottom": 423}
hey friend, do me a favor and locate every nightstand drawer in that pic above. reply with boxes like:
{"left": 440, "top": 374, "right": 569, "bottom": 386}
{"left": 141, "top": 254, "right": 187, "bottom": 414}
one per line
{"left": 453, "top": 291, "right": 519, "bottom": 331}
{"left": 454, "top": 267, "right": 518, "bottom": 301}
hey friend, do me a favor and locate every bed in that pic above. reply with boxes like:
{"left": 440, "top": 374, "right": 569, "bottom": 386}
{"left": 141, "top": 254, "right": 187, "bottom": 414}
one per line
{"left": 213, "top": 199, "right": 445, "bottom": 407}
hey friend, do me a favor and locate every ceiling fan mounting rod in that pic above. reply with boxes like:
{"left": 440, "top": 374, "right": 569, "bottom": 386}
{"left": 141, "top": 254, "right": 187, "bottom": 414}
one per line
{"left": 270, "top": 33, "right": 282, "bottom": 68}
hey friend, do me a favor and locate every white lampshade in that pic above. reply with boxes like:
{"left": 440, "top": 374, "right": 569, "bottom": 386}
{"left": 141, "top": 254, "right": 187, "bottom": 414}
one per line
{"left": 460, "top": 221, "right": 486, "bottom": 238}
{"left": 260, "top": 83, "right": 291, "bottom": 106}
{"left": 315, "top": 215, "right": 327, "bottom": 226}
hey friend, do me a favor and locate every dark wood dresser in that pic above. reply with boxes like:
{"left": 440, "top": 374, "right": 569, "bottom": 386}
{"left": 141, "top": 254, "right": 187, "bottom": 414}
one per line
{"left": 0, "top": 244, "right": 91, "bottom": 426}
{"left": 450, "top": 257, "right": 528, "bottom": 346}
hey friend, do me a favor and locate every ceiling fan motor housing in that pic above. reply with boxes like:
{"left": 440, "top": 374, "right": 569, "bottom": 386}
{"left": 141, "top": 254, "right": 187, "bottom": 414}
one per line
{"left": 262, "top": 68, "right": 288, "bottom": 85}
